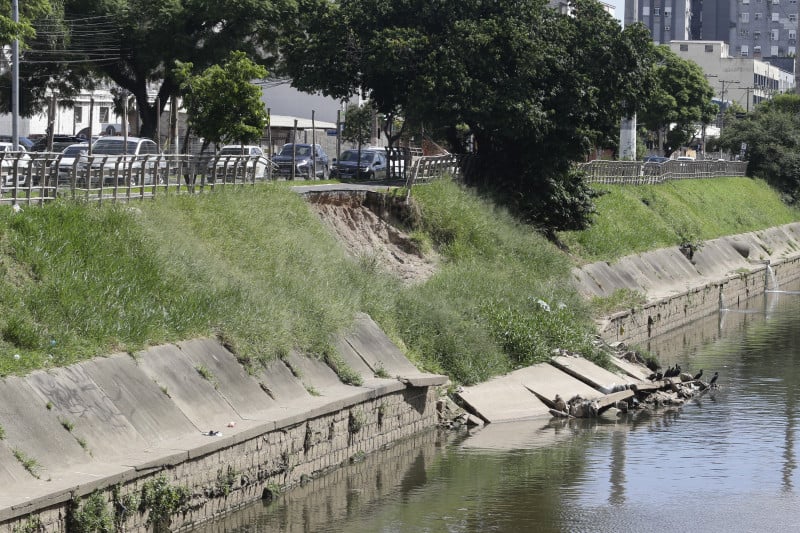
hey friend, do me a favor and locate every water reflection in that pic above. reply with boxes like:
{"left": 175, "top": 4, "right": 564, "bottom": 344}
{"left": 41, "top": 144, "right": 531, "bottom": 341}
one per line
{"left": 195, "top": 282, "right": 800, "bottom": 533}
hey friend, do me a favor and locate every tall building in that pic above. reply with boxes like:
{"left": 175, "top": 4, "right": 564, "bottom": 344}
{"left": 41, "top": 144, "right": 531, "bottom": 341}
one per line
{"left": 627, "top": 0, "right": 800, "bottom": 63}
{"left": 624, "top": 0, "right": 693, "bottom": 41}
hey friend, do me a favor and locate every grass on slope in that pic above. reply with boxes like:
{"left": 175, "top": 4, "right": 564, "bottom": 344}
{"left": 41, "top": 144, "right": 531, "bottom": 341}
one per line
{"left": 0, "top": 181, "right": 598, "bottom": 385}
{"left": 559, "top": 177, "right": 800, "bottom": 263}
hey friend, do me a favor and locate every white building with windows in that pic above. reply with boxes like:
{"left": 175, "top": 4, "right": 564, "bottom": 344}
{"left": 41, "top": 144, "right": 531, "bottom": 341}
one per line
{"left": 669, "top": 40, "right": 794, "bottom": 110}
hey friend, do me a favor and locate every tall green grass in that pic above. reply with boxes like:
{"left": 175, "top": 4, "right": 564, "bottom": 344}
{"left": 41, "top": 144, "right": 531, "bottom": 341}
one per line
{"left": 0, "top": 181, "right": 598, "bottom": 385}
{"left": 560, "top": 177, "right": 800, "bottom": 262}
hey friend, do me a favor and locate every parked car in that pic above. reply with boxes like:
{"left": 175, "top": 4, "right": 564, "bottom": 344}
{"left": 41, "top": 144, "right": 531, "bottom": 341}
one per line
{"left": 365, "top": 145, "right": 407, "bottom": 176}
{"left": 272, "top": 143, "right": 329, "bottom": 179}
{"left": 30, "top": 135, "right": 85, "bottom": 153}
{"left": 643, "top": 155, "right": 669, "bottom": 163}
{"left": 207, "top": 145, "right": 273, "bottom": 181}
{"left": 0, "top": 142, "right": 31, "bottom": 186}
{"left": 52, "top": 143, "right": 89, "bottom": 184}
{"left": 676, "top": 156, "right": 695, "bottom": 161}
{"left": 0, "top": 135, "right": 34, "bottom": 150}
{"left": 331, "top": 149, "right": 388, "bottom": 180}
{"left": 82, "top": 136, "right": 163, "bottom": 186}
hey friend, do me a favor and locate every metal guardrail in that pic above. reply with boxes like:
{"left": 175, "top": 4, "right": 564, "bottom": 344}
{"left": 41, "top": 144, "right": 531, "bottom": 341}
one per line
{"left": 0, "top": 152, "right": 281, "bottom": 206}
{"left": 404, "top": 154, "right": 463, "bottom": 190}
{"left": 579, "top": 159, "right": 748, "bottom": 185}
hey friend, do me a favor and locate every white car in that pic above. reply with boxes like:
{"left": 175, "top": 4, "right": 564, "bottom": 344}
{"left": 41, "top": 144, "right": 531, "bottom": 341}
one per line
{"left": 0, "top": 142, "right": 31, "bottom": 187}
{"left": 52, "top": 143, "right": 89, "bottom": 184}
{"left": 82, "top": 136, "right": 164, "bottom": 186}
{"left": 208, "top": 145, "right": 274, "bottom": 181}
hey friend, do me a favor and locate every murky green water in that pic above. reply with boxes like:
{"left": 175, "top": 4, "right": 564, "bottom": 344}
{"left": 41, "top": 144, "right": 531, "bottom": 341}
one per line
{"left": 196, "top": 284, "right": 800, "bottom": 533}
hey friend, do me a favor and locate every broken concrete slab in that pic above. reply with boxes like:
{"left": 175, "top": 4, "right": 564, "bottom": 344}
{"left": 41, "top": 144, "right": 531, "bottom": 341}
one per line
{"left": 519, "top": 363, "right": 603, "bottom": 404}
{"left": 550, "top": 355, "right": 640, "bottom": 394}
{"left": 457, "top": 375, "right": 549, "bottom": 424}
{"left": 608, "top": 356, "right": 652, "bottom": 381}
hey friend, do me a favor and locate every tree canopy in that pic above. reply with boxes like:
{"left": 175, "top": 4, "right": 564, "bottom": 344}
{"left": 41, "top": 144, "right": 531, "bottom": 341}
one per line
{"left": 283, "top": 0, "right": 654, "bottom": 233}
{"left": 718, "top": 93, "right": 800, "bottom": 202}
{"left": 176, "top": 51, "right": 268, "bottom": 148}
{"left": 637, "top": 46, "right": 718, "bottom": 156}
{"left": 5, "top": 0, "right": 292, "bottom": 137}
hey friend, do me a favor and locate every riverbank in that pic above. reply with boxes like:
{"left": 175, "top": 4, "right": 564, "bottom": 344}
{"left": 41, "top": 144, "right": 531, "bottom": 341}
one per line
{"left": 0, "top": 314, "right": 447, "bottom": 532}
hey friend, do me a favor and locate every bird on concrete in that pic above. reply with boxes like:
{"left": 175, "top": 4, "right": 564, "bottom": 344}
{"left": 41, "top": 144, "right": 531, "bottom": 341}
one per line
{"left": 693, "top": 369, "right": 703, "bottom": 380}
{"left": 554, "top": 394, "right": 567, "bottom": 413}
{"left": 709, "top": 372, "right": 719, "bottom": 388}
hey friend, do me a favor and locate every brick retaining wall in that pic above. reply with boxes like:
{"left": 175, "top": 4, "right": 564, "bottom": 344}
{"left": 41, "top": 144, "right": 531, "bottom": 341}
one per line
{"left": 1, "top": 386, "right": 439, "bottom": 532}
{"left": 599, "top": 255, "right": 800, "bottom": 346}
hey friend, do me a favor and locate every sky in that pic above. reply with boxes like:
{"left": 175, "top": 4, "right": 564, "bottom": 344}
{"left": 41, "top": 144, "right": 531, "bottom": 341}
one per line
{"left": 612, "top": 0, "right": 625, "bottom": 24}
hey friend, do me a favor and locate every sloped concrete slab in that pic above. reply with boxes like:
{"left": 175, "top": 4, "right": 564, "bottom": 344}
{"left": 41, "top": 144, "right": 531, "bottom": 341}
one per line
{"left": 178, "top": 338, "right": 275, "bottom": 419}
{"left": 255, "top": 359, "right": 311, "bottom": 403}
{"left": 457, "top": 369, "right": 550, "bottom": 423}
{"left": 0, "top": 376, "right": 88, "bottom": 471}
{"left": 81, "top": 354, "right": 196, "bottom": 446}
{"left": 333, "top": 335, "right": 376, "bottom": 381}
{"left": 608, "top": 356, "right": 651, "bottom": 381}
{"left": 342, "top": 314, "right": 420, "bottom": 376}
{"left": 550, "top": 355, "right": 639, "bottom": 394}
{"left": 284, "top": 351, "right": 359, "bottom": 397}
{"left": 26, "top": 365, "right": 148, "bottom": 460}
{"left": 519, "top": 363, "right": 603, "bottom": 404}
{"left": 136, "top": 344, "right": 240, "bottom": 431}
{"left": 0, "top": 445, "right": 34, "bottom": 486}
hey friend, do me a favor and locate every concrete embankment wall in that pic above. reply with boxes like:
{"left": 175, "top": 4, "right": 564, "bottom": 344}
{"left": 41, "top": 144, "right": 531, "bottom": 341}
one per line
{"left": 573, "top": 222, "right": 800, "bottom": 346}
{"left": 0, "top": 314, "right": 446, "bottom": 532}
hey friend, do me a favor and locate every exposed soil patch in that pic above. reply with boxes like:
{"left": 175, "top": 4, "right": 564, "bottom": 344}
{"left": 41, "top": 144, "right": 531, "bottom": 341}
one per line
{"left": 307, "top": 191, "right": 439, "bottom": 285}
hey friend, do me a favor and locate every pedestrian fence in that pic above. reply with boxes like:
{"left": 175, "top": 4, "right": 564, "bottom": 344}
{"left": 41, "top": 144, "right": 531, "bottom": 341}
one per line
{"left": 579, "top": 159, "right": 748, "bottom": 185}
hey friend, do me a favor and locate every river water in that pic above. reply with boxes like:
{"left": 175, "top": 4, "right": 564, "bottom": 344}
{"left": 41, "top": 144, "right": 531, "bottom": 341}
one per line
{"left": 196, "top": 283, "right": 800, "bottom": 533}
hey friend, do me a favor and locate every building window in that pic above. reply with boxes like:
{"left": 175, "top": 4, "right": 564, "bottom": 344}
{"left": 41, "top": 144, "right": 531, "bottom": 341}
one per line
{"left": 772, "top": 12, "right": 780, "bottom": 21}
{"left": 654, "top": 7, "right": 661, "bottom": 15}
{"left": 742, "top": 12, "right": 751, "bottom": 21}
{"left": 664, "top": 24, "right": 671, "bottom": 31}
{"left": 791, "top": 0, "right": 797, "bottom": 4}
{"left": 680, "top": 43, "right": 689, "bottom": 51}
{"left": 664, "top": 7, "right": 672, "bottom": 16}
{"left": 773, "top": 0, "right": 779, "bottom": 4}
{"left": 741, "top": 45, "right": 749, "bottom": 56}
{"left": 74, "top": 106, "right": 83, "bottom": 124}
{"left": 754, "top": 45, "right": 762, "bottom": 54}
{"left": 754, "top": 30, "right": 762, "bottom": 39}
{"left": 99, "top": 106, "right": 110, "bottom": 123}
{"left": 743, "top": 0, "right": 750, "bottom": 3}
{"left": 791, "top": 46, "right": 797, "bottom": 55}
{"left": 705, "top": 44, "right": 715, "bottom": 52}
{"left": 791, "top": 14, "right": 797, "bottom": 22}
{"left": 643, "top": 6, "right": 650, "bottom": 15}
{"left": 790, "top": 30, "right": 797, "bottom": 39}
{"left": 772, "top": 28, "right": 780, "bottom": 40}
{"left": 754, "top": 12, "right": 762, "bottom": 19}
{"left": 772, "top": 45, "right": 780, "bottom": 55}
{"left": 740, "top": 28, "right": 750, "bottom": 36}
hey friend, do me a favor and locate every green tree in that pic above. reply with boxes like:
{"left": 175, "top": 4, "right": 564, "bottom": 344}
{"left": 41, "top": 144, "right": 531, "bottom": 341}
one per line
{"left": 0, "top": 0, "right": 51, "bottom": 46}
{"left": 176, "top": 51, "right": 268, "bottom": 148}
{"left": 13, "top": 0, "right": 292, "bottom": 138}
{"left": 718, "top": 93, "right": 800, "bottom": 202}
{"left": 638, "top": 46, "right": 718, "bottom": 156}
{"left": 283, "top": 0, "right": 654, "bottom": 235}
{"left": 341, "top": 103, "right": 372, "bottom": 152}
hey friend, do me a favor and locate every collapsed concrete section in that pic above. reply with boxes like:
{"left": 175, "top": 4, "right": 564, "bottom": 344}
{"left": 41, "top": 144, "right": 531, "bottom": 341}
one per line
{"left": 0, "top": 313, "right": 447, "bottom": 532}
{"left": 573, "top": 222, "right": 800, "bottom": 345}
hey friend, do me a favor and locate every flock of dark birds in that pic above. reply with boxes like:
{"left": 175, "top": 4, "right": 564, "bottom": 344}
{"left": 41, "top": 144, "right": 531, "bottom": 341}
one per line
{"left": 645, "top": 362, "right": 720, "bottom": 388}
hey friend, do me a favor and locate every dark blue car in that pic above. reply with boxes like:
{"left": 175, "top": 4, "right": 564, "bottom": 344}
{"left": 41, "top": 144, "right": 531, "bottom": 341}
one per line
{"left": 331, "top": 149, "right": 388, "bottom": 180}
{"left": 272, "top": 143, "right": 329, "bottom": 179}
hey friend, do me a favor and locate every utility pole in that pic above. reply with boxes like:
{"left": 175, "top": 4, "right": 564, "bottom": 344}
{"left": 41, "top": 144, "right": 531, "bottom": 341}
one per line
{"left": 11, "top": 0, "right": 19, "bottom": 150}
{"left": 719, "top": 80, "right": 740, "bottom": 132}
{"left": 739, "top": 87, "right": 756, "bottom": 113}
